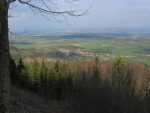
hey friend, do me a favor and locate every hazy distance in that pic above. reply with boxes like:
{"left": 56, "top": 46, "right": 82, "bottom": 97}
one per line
{"left": 9, "top": 0, "right": 150, "bottom": 34}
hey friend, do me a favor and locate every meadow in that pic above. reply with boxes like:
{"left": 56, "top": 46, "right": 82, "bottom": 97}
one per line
{"left": 10, "top": 33, "right": 150, "bottom": 64}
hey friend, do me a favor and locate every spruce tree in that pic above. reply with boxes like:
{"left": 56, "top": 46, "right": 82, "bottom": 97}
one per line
{"left": 17, "top": 58, "right": 25, "bottom": 87}
{"left": 92, "top": 57, "right": 101, "bottom": 80}
{"left": 10, "top": 58, "right": 17, "bottom": 85}
{"left": 111, "top": 57, "right": 131, "bottom": 91}
{"left": 17, "top": 58, "right": 31, "bottom": 89}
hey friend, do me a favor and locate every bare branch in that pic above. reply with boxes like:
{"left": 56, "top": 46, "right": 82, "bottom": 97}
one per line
{"left": 65, "top": 0, "right": 79, "bottom": 4}
{"left": 9, "top": 29, "right": 27, "bottom": 37}
{"left": 45, "top": 0, "right": 57, "bottom": 6}
{"left": 9, "top": 0, "right": 90, "bottom": 26}
{"left": 8, "top": 0, "right": 17, "bottom": 4}
{"left": 18, "top": 0, "right": 88, "bottom": 17}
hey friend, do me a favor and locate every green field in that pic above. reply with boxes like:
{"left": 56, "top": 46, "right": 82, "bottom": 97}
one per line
{"left": 9, "top": 33, "right": 150, "bottom": 65}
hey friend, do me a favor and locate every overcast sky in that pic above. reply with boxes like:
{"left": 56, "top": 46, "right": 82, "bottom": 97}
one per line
{"left": 9, "top": 0, "right": 150, "bottom": 33}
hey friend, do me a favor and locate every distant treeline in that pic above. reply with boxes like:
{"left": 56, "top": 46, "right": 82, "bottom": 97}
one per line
{"left": 10, "top": 57, "right": 150, "bottom": 113}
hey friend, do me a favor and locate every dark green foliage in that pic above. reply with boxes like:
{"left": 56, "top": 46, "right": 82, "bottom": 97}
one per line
{"left": 92, "top": 57, "right": 101, "bottom": 80}
{"left": 55, "top": 60, "right": 60, "bottom": 73}
{"left": 18, "top": 58, "right": 25, "bottom": 72}
{"left": 10, "top": 58, "right": 32, "bottom": 90}
{"left": 10, "top": 58, "right": 17, "bottom": 84}
{"left": 17, "top": 58, "right": 31, "bottom": 88}
{"left": 65, "top": 69, "right": 73, "bottom": 98}
{"left": 10, "top": 58, "right": 150, "bottom": 113}
{"left": 40, "top": 60, "right": 48, "bottom": 95}
{"left": 111, "top": 57, "right": 132, "bottom": 90}
{"left": 110, "top": 58, "right": 134, "bottom": 112}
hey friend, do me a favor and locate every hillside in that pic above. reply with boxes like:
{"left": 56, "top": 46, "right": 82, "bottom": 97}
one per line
{"left": 11, "top": 87, "right": 47, "bottom": 113}
{"left": 10, "top": 58, "right": 150, "bottom": 113}
{"left": 11, "top": 87, "right": 73, "bottom": 113}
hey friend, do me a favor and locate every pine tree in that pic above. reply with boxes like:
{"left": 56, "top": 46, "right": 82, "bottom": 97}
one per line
{"left": 47, "top": 72, "right": 54, "bottom": 99}
{"left": 17, "top": 58, "right": 25, "bottom": 86}
{"left": 111, "top": 57, "right": 131, "bottom": 91}
{"left": 55, "top": 60, "right": 60, "bottom": 73}
{"left": 31, "top": 59, "right": 41, "bottom": 94}
{"left": 40, "top": 71, "right": 44, "bottom": 95}
{"left": 66, "top": 68, "right": 73, "bottom": 98}
{"left": 17, "top": 58, "right": 31, "bottom": 89}
{"left": 10, "top": 58, "right": 17, "bottom": 85}
{"left": 92, "top": 57, "right": 101, "bottom": 80}
{"left": 18, "top": 58, "right": 25, "bottom": 72}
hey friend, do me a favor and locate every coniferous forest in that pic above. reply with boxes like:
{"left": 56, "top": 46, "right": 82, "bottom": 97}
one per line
{"left": 10, "top": 57, "right": 150, "bottom": 113}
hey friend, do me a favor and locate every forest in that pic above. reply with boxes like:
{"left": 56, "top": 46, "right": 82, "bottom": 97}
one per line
{"left": 10, "top": 57, "right": 150, "bottom": 113}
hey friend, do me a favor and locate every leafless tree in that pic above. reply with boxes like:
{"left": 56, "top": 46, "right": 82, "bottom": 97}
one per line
{"left": 0, "top": 0, "right": 87, "bottom": 113}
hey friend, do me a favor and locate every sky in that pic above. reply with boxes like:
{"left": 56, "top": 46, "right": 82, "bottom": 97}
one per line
{"left": 9, "top": 0, "right": 150, "bottom": 33}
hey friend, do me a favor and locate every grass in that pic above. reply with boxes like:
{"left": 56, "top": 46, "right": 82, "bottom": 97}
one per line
{"left": 9, "top": 33, "right": 150, "bottom": 65}
{"left": 11, "top": 37, "right": 150, "bottom": 54}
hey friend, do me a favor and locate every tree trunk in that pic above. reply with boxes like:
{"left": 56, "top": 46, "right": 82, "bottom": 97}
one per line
{"left": 0, "top": 0, "right": 10, "bottom": 113}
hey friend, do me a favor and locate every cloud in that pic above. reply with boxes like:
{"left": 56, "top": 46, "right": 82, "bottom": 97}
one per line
{"left": 9, "top": 0, "right": 150, "bottom": 32}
